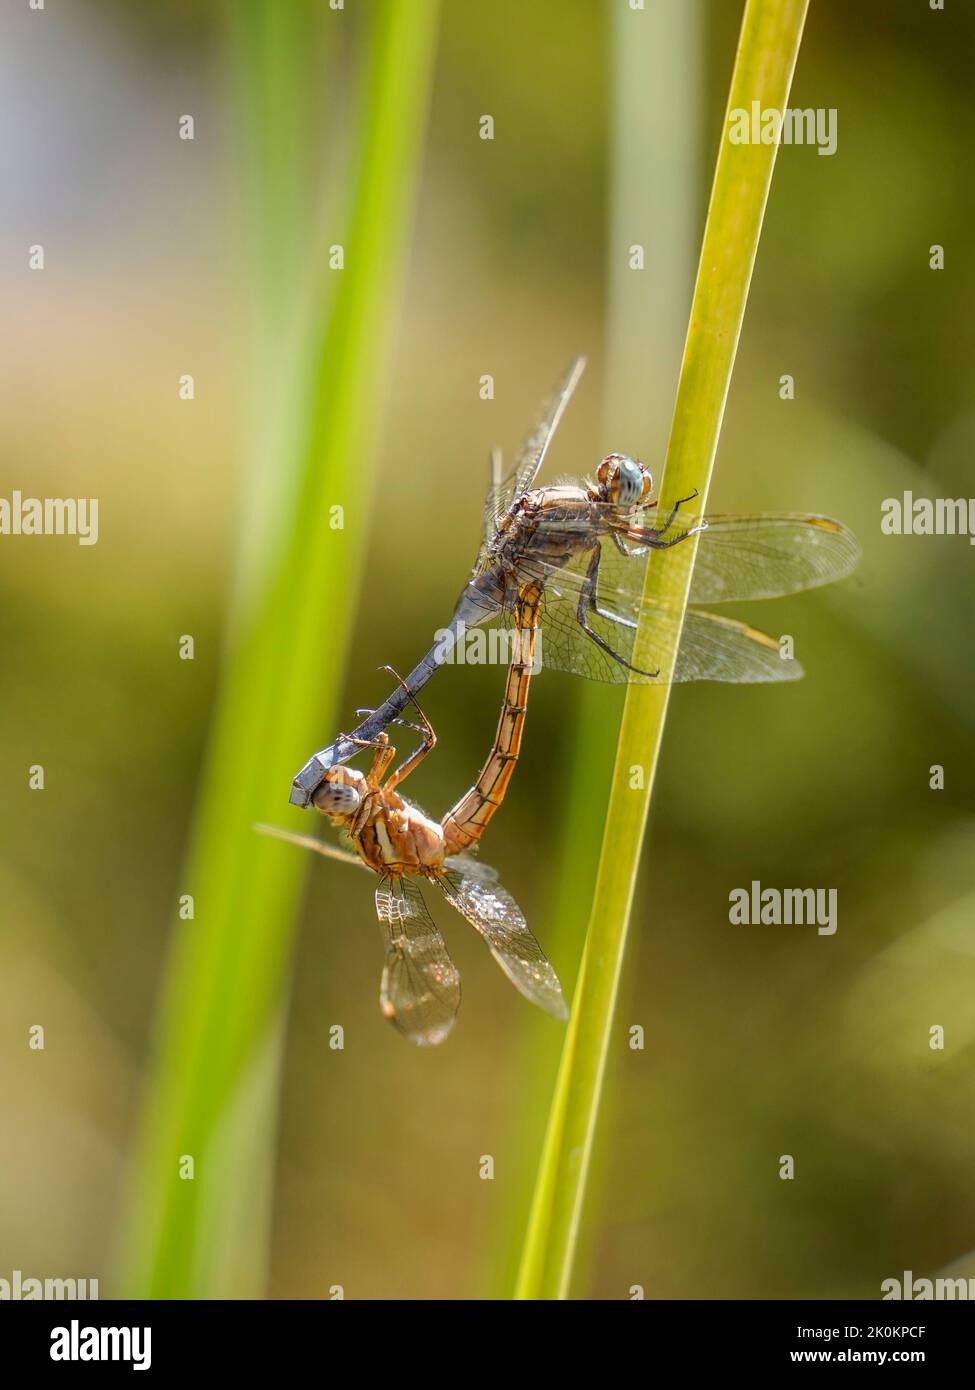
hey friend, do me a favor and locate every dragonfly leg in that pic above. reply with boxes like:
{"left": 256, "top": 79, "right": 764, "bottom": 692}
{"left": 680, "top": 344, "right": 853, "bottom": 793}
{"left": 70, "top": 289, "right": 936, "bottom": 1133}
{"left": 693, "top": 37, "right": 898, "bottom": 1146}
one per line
{"left": 615, "top": 488, "right": 703, "bottom": 556}
{"left": 324, "top": 721, "right": 399, "bottom": 791}
{"left": 354, "top": 708, "right": 428, "bottom": 739}
{"left": 336, "top": 731, "right": 396, "bottom": 790}
{"left": 379, "top": 666, "right": 438, "bottom": 792}
{"left": 657, "top": 487, "right": 700, "bottom": 535}
{"left": 612, "top": 529, "right": 642, "bottom": 557}
{"left": 577, "top": 543, "right": 659, "bottom": 679}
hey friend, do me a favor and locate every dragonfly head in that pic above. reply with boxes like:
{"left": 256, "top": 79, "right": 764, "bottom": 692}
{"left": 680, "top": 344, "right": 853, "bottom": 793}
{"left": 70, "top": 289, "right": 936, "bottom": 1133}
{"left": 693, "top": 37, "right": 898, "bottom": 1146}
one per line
{"left": 312, "top": 769, "right": 364, "bottom": 819}
{"left": 596, "top": 454, "right": 652, "bottom": 507}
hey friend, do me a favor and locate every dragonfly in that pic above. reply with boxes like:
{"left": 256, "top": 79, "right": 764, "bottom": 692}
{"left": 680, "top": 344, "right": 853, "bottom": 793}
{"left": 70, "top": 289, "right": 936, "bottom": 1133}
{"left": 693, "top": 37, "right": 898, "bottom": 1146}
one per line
{"left": 290, "top": 355, "right": 860, "bottom": 807}
{"left": 262, "top": 608, "right": 564, "bottom": 1046}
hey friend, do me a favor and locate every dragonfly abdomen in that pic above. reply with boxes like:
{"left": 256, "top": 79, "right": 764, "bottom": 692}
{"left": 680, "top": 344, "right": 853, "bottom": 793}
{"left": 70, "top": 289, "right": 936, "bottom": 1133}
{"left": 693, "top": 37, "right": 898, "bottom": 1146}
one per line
{"left": 441, "top": 581, "right": 542, "bottom": 855}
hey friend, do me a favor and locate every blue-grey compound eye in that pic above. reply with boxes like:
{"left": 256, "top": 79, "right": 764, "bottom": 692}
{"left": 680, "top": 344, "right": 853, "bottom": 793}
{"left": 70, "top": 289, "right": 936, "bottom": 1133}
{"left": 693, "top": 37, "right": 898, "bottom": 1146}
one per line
{"left": 616, "top": 456, "right": 647, "bottom": 506}
{"left": 312, "top": 782, "right": 361, "bottom": 815}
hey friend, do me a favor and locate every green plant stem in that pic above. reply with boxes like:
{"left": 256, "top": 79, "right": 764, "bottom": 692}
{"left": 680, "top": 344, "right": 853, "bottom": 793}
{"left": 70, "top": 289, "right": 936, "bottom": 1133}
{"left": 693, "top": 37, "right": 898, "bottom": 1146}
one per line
{"left": 117, "top": 0, "right": 441, "bottom": 1298}
{"left": 514, "top": 0, "right": 810, "bottom": 1301}
{"left": 485, "top": 0, "right": 702, "bottom": 1300}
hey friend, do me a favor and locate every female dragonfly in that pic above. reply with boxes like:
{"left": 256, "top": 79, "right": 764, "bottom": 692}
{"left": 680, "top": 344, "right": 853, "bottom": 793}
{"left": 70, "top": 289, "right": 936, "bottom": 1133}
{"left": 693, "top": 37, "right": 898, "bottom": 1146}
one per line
{"left": 263, "top": 570, "right": 561, "bottom": 1045}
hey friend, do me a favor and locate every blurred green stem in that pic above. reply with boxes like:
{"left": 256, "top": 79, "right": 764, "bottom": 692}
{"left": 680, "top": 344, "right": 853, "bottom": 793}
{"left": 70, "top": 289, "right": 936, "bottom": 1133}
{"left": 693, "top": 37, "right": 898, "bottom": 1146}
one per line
{"left": 514, "top": 0, "right": 810, "bottom": 1300}
{"left": 117, "top": 0, "right": 440, "bottom": 1297}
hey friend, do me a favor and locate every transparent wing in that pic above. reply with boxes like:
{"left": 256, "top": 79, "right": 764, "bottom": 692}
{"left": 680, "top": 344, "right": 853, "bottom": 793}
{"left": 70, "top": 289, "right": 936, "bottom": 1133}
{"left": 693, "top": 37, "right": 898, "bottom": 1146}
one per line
{"left": 471, "top": 508, "right": 857, "bottom": 654}
{"left": 376, "top": 877, "right": 461, "bottom": 1047}
{"left": 521, "top": 589, "right": 803, "bottom": 684}
{"left": 578, "top": 507, "right": 860, "bottom": 604}
{"left": 437, "top": 862, "right": 568, "bottom": 1021}
{"left": 477, "top": 510, "right": 858, "bottom": 684}
{"left": 682, "top": 513, "right": 861, "bottom": 604}
{"left": 476, "top": 355, "right": 587, "bottom": 566}
{"left": 479, "top": 544, "right": 799, "bottom": 683}
{"left": 254, "top": 822, "right": 365, "bottom": 870}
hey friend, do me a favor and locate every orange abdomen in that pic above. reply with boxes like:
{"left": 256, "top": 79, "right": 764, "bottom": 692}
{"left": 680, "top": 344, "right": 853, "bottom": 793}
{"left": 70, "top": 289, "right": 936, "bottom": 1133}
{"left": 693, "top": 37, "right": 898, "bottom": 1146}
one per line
{"left": 441, "top": 582, "right": 542, "bottom": 855}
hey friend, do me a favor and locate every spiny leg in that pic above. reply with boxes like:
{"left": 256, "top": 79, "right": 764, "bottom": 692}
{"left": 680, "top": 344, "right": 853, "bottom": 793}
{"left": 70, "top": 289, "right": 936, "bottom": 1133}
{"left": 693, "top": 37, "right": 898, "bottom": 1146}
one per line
{"left": 354, "top": 708, "right": 428, "bottom": 739}
{"left": 354, "top": 732, "right": 396, "bottom": 789}
{"left": 581, "top": 540, "right": 640, "bottom": 632}
{"left": 617, "top": 518, "right": 703, "bottom": 555}
{"left": 325, "top": 722, "right": 397, "bottom": 789}
{"left": 613, "top": 488, "right": 702, "bottom": 557}
{"left": 657, "top": 487, "right": 700, "bottom": 535}
{"left": 576, "top": 542, "right": 659, "bottom": 679}
{"left": 354, "top": 705, "right": 430, "bottom": 782}
{"left": 378, "top": 665, "right": 438, "bottom": 792}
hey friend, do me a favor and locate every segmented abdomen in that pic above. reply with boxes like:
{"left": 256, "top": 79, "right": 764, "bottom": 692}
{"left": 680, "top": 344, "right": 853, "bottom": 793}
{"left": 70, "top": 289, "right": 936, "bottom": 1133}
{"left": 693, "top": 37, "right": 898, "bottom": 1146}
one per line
{"left": 441, "top": 581, "right": 542, "bottom": 855}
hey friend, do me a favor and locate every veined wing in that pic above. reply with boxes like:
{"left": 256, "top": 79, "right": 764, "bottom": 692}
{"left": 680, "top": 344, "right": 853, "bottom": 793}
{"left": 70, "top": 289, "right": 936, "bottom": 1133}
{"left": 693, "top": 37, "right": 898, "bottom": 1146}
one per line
{"left": 477, "top": 356, "right": 587, "bottom": 567}
{"left": 682, "top": 513, "right": 860, "bottom": 604}
{"left": 558, "top": 505, "right": 858, "bottom": 604}
{"left": 597, "top": 509, "right": 858, "bottom": 605}
{"left": 486, "top": 542, "right": 801, "bottom": 682}
{"left": 485, "top": 511, "right": 858, "bottom": 684}
{"left": 376, "top": 876, "right": 461, "bottom": 1047}
{"left": 530, "top": 587, "right": 803, "bottom": 684}
{"left": 254, "top": 822, "right": 364, "bottom": 870}
{"left": 499, "top": 509, "right": 858, "bottom": 610}
{"left": 437, "top": 861, "right": 568, "bottom": 1020}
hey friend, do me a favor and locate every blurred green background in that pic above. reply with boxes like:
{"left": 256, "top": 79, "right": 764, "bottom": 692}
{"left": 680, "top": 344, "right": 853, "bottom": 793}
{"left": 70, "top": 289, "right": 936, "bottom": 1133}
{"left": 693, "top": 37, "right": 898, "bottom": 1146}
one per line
{"left": 2, "top": 0, "right": 974, "bottom": 1299}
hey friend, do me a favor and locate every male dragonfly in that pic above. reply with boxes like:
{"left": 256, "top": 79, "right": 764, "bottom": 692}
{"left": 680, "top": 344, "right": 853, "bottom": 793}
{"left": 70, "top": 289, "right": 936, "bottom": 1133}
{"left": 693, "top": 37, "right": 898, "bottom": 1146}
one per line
{"left": 290, "top": 357, "right": 859, "bottom": 807}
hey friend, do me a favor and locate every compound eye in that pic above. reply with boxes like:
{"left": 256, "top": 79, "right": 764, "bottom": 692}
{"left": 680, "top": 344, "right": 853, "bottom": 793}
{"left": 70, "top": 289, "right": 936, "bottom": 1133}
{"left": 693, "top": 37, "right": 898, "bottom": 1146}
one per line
{"left": 616, "top": 456, "right": 647, "bottom": 506}
{"left": 596, "top": 453, "right": 626, "bottom": 497}
{"left": 313, "top": 781, "right": 361, "bottom": 815}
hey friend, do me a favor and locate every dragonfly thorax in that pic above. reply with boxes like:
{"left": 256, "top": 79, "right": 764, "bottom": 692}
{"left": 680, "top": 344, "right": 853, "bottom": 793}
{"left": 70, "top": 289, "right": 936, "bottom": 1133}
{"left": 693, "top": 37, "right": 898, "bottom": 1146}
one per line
{"left": 595, "top": 453, "right": 652, "bottom": 507}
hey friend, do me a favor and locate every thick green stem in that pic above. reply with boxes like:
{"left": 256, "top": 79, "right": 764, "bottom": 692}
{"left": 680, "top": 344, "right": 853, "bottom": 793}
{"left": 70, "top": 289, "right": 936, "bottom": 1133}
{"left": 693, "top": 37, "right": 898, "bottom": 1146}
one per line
{"left": 515, "top": 0, "right": 810, "bottom": 1301}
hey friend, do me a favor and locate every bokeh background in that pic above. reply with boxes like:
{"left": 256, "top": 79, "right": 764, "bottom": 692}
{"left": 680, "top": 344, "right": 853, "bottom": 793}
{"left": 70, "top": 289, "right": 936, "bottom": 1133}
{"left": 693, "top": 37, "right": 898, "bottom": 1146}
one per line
{"left": 2, "top": 0, "right": 974, "bottom": 1299}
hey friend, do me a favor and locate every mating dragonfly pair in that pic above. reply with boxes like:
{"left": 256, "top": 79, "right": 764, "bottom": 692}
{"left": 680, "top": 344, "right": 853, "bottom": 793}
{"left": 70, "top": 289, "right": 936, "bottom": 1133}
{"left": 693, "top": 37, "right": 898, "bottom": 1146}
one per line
{"left": 262, "top": 357, "right": 859, "bottom": 1045}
